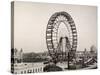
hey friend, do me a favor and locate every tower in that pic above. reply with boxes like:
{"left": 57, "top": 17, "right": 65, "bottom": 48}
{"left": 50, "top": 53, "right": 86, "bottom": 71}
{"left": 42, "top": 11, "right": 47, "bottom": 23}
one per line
{"left": 19, "top": 48, "right": 23, "bottom": 63}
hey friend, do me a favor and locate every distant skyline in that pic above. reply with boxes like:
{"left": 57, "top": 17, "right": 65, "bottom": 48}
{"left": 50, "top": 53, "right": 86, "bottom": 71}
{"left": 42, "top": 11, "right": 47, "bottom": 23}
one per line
{"left": 14, "top": 1, "right": 97, "bottom": 53}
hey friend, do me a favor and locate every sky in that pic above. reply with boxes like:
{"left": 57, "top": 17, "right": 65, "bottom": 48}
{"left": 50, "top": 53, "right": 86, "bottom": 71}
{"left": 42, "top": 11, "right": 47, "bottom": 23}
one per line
{"left": 14, "top": 1, "right": 97, "bottom": 53}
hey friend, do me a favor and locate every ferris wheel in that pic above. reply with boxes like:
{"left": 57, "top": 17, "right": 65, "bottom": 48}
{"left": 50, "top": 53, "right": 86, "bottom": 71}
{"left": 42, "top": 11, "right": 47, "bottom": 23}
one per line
{"left": 46, "top": 11, "right": 77, "bottom": 63}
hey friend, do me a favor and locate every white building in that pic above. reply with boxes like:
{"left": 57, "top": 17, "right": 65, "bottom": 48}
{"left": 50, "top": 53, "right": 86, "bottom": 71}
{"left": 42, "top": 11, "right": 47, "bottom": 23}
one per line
{"left": 14, "top": 62, "right": 45, "bottom": 74}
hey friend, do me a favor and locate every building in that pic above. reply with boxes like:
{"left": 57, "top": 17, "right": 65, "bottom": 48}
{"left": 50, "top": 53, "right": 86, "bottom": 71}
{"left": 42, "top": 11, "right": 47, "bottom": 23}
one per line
{"left": 14, "top": 62, "right": 44, "bottom": 74}
{"left": 12, "top": 50, "right": 48, "bottom": 74}
{"left": 13, "top": 48, "right": 23, "bottom": 63}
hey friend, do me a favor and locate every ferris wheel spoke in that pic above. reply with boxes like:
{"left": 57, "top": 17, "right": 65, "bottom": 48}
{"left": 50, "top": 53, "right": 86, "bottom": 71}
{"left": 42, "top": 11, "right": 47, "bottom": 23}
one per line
{"left": 57, "top": 15, "right": 62, "bottom": 21}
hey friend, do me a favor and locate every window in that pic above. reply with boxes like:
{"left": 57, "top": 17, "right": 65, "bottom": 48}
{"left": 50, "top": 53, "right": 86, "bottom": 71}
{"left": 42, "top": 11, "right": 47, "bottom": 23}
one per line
{"left": 35, "top": 69, "right": 37, "bottom": 72}
{"left": 33, "top": 69, "right": 34, "bottom": 73}
{"left": 24, "top": 70, "right": 26, "bottom": 74}
{"left": 21, "top": 71, "right": 23, "bottom": 74}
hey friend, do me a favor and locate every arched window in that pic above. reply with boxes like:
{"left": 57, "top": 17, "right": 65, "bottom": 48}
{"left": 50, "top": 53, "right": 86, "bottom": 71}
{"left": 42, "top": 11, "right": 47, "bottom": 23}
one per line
{"left": 38, "top": 68, "right": 39, "bottom": 72}
{"left": 30, "top": 70, "right": 32, "bottom": 73}
{"left": 27, "top": 70, "right": 29, "bottom": 73}
{"left": 33, "top": 69, "right": 34, "bottom": 73}
{"left": 35, "top": 68, "right": 37, "bottom": 73}
{"left": 24, "top": 70, "right": 26, "bottom": 74}
{"left": 27, "top": 69, "right": 32, "bottom": 73}
{"left": 21, "top": 71, "right": 23, "bottom": 74}
{"left": 40, "top": 67, "right": 42, "bottom": 71}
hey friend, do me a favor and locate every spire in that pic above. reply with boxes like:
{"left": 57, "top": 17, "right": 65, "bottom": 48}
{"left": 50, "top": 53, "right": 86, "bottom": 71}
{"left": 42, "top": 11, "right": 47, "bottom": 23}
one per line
{"left": 20, "top": 48, "right": 23, "bottom": 52}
